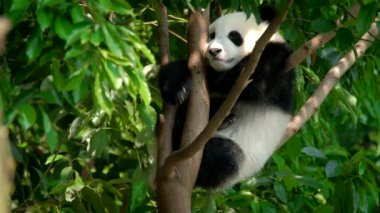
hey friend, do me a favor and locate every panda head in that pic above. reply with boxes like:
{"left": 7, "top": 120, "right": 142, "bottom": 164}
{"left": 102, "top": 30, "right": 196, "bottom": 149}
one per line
{"left": 206, "top": 12, "right": 285, "bottom": 72}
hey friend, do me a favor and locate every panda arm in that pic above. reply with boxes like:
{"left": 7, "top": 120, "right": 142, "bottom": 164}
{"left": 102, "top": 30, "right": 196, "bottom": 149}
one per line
{"left": 159, "top": 60, "right": 192, "bottom": 105}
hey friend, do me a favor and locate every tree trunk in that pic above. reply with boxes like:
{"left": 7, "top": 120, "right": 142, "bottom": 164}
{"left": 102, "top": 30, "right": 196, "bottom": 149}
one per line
{"left": 156, "top": 8, "right": 210, "bottom": 213}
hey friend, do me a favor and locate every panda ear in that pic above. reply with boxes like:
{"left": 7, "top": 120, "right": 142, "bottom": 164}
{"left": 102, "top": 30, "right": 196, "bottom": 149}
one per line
{"left": 259, "top": 4, "right": 277, "bottom": 23}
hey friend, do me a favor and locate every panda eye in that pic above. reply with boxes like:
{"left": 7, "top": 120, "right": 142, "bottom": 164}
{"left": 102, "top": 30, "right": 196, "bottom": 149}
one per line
{"left": 209, "top": 32, "right": 215, "bottom": 40}
{"left": 228, "top": 31, "right": 243, "bottom": 46}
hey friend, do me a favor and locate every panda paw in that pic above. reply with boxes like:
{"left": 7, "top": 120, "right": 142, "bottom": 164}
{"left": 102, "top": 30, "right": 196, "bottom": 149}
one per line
{"left": 159, "top": 61, "right": 192, "bottom": 105}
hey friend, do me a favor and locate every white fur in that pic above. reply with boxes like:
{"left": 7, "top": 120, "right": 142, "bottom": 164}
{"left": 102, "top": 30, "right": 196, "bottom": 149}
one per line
{"left": 215, "top": 103, "right": 291, "bottom": 188}
{"left": 207, "top": 12, "right": 284, "bottom": 72}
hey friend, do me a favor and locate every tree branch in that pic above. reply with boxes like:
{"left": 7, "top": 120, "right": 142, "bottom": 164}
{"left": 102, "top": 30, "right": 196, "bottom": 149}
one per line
{"left": 286, "top": 3, "right": 361, "bottom": 72}
{"left": 162, "top": 7, "right": 210, "bottom": 179}
{"left": 163, "top": 0, "right": 294, "bottom": 173}
{"left": 157, "top": 8, "right": 210, "bottom": 213}
{"left": 280, "top": 18, "right": 380, "bottom": 145}
{"left": 0, "top": 17, "right": 11, "bottom": 55}
{"left": 156, "top": 1, "right": 170, "bottom": 66}
{"left": 154, "top": 0, "right": 174, "bottom": 169}
{"left": 0, "top": 17, "right": 14, "bottom": 213}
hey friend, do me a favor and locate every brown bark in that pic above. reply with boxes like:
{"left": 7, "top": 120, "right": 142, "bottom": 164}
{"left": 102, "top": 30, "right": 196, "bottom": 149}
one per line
{"left": 0, "top": 17, "right": 14, "bottom": 213}
{"left": 154, "top": 0, "right": 175, "bottom": 170}
{"left": 156, "top": 7, "right": 210, "bottom": 213}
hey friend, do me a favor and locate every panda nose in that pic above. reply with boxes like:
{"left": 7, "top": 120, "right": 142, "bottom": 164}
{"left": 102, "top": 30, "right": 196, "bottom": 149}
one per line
{"left": 208, "top": 48, "right": 222, "bottom": 57}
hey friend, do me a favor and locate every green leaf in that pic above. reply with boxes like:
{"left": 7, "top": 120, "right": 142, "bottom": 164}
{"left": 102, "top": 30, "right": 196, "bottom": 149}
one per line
{"left": 26, "top": 30, "right": 43, "bottom": 61}
{"left": 94, "top": 72, "right": 113, "bottom": 116}
{"left": 89, "top": 129, "right": 108, "bottom": 158}
{"left": 101, "top": 24, "right": 123, "bottom": 57}
{"left": 311, "top": 18, "right": 336, "bottom": 33}
{"left": 40, "top": 0, "right": 65, "bottom": 7}
{"left": 301, "top": 147, "right": 326, "bottom": 159}
{"left": 55, "top": 16, "right": 72, "bottom": 40}
{"left": 132, "top": 42, "right": 155, "bottom": 64}
{"left": 283, "top": 173, "right": 298, "bottom": 191}
{"left": 70, "top": 5, "right": 85, "bottom": 23}
{"left": 36, "top": 7, "right": 53, "bottom": 31}
{"left": 45, "top": 154, "right": 66, "bottom": 165}
{"left": 199, "top": 194, "right": 216, "bottom": 213}
{"left": 65, "top": 173, "right": 85, "bottom": 202}
{"left": 137, "top": 75, "right": 151, "bottom": 105}
{"left": 7, "top": 0, "right": 31, "bottom": 25}
{"left": 62, "top": 69, "right": 86, "bottom": 91}
{"left": 64, "top": 47, "right": 84, "bottom": 59}
{"left": 10, "top": 0, "right": 30, "bottom": 11}
{"left": 260, "top": 201, "right": 276, "bottom": 213}
{"left": 333, "top": 179, "right": 354, "bottom": 212}
{"left": 358, "top": 161, "right": 366, "bottom": 176}
{"left": 314, "top": 193, "right": 327, "bottom": 205}
{"left": 99, "top": 0, "right": 133, "bottom": 15}
{"left": 102, "top": 61, "right": 122, "bottom": 90}
{"left": 130, "top": 180, "right": 147, "bottom": 212}
{"left": 324, "top": 146, "right": 349, "bottom": 158}
{"left": 60, "top": 166, "right": 73, "bottom": 179}
{"left": 90, "top": 29, "right": 103, "bottom": 46}
{"left": 51, "top": 59, "right": 65, "bottom": 90}
{"left": 46, "top": 129, "right": 58, "bottom": 152}
{"left": 17, "top": 104, "right": 37, "bottom": 130}
{"left": 356, "top": 2, "right": 377, "bottom": 34}
{"left": 297, "top": 176, "right": 326, "bottom": 190}
{"left": 41, "top": 109, "right": 52, "bottom": 132}
{"left": 325, "top": 160, "right": 341, "bottom": 178}
{"left": 120, "top": 28, "right": 155, "bottom": 64}
{"left": 274, "top": 182, "right": 288, "bottom": 203}
{"left": 68, "top": 117, "right": 86, "bottom": 139}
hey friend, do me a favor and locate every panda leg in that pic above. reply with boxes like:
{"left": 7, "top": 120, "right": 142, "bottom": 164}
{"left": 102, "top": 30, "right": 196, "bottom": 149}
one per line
{"left": 196, "top": 137, "right": 244, "bottom": 189}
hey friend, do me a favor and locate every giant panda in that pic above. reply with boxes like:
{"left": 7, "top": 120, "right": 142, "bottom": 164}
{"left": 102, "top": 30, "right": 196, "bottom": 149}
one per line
{"left": 159, "top": 6, "right": 295, "bottom": 190}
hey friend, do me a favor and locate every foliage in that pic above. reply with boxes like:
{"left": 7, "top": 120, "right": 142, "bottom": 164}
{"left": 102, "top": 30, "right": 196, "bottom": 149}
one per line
{"left": 1, "top": 0, "right": 380, "bottom": 212}
{"left": 1, "top": 0, "right": 159, "bottom": 211}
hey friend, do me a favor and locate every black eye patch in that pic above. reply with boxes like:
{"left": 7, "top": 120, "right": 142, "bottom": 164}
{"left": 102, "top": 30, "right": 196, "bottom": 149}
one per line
{"left": 209, "top": 32, "right": 215, "bottom": 41}
{"left": 228, "top": 31, "right": 243, "bottom": 46}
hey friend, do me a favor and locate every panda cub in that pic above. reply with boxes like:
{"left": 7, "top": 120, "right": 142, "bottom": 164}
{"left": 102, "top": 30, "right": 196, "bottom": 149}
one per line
{"left": 159, "top": 7, "right": 295, "bottom": 189}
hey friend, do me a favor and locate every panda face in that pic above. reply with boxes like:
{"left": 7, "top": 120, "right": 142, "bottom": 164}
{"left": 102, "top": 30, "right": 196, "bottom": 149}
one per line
{"left": 206, "top": 12, "right": 284, "bottom": 72}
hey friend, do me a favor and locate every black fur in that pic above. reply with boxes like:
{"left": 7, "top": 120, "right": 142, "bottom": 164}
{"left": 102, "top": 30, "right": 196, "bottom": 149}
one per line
{"left": 259, "top": 4, "right": 277, "bottom": 22}
{"left": 159, "top": 60, "right": 192, "bottom": 105}
{"left": 196, "top": 137, "right": 244, "bottom": 188}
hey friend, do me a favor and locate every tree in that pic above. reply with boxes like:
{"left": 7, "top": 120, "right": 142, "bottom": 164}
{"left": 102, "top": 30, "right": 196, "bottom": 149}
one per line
{"left": 1, "top": 0, "right": 379, "bottom": 212}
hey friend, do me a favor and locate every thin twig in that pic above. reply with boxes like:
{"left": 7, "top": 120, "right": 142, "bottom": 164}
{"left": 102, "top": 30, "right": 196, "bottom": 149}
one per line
{"left": 280, "top": 19, "right": 379, "bottom": 145}
{"left": 150, "top": 22, "right": 187, "bottom": 43}
{"left": 286, "top": 4, "right": 361, "bottom": 72}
